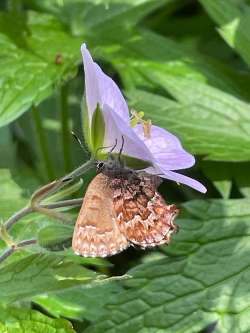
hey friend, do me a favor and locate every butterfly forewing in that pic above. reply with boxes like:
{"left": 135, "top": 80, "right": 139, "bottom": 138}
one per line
{"left": 72, "top": 173, "right": 129, "bottom": 257}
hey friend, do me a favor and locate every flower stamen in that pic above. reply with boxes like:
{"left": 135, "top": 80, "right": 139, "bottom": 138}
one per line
{"left": 130, "top": 110, "right": 152, "bottom": 138}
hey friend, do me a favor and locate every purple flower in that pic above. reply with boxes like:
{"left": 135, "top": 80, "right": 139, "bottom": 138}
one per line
{"left": 81, "top": 44, "right": 207, "bottom": 193}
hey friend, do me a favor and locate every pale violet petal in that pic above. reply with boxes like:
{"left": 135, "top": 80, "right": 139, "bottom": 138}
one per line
{"left": 133, "top": 124, "right": 195, "bottom": 170}
{"left": 102, "top": 104, "right": 153, "bottom": 162}
{"left": 81, "top": 43, "right": 129, "bottom": 123}
{"left": 94, "top": 64, "right": 130, "bottom": 122}
{"left": 146, "top": 166, "right": 207, "bottom": 193}
{"left": 162, "top": 170, "right": 207, "bottom": 193}
{"left": 81, "top": 43, "right": 101, "bottom": 120}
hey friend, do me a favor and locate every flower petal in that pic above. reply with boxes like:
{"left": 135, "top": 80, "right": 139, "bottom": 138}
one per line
{"left": 146, "top": 166, "right": 207, "bottom": 193}
{"left": 81, "top": 43, "right": 101, "bottom": 120}
{"left": 162, "top": 170, "right": 207, "bottom": 193}
{"left": 133, "top": 124, "right": 195, "bottom": 170}
{"left": 101, "top": 104, "right": 153, "bottom": 163}
{"left": 94, "top": 64, "right": 130, "bottom": 122}
{"left": 81, "top": 44, "right": 129, "bottom": 123}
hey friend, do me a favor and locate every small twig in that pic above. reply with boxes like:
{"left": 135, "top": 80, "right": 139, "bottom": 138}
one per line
{"left": 0, "top": 238, "right": 37, "bottom": 264}
{"left": 18, "top": 239, "right": 37, "bottom": 247}
{"left": 0, "top": 159, "right": 94, "bottom": 265}
{"left": 41, "top": 198, "right": 83, "bottom": 209}
{"left": 4, "top": 160, "right": 93, "bottom": 231}
{"left": 34, "top": 206, "right": 73, "bottom": 224}
{"left": 5, "top": 206, "right": 33, "bottom": 230}
{"left": 0, "top": 248, "right": 15, "bottom": 264}
{"left": 62, "top": 159, "right": 94, "bottom": 181}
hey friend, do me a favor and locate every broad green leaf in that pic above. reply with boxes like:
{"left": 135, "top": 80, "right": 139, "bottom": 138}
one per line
{"left": 199, "top": 0, "right": 250, "bottom": 68}
{"left": 127, "top": 88, "right": 250, "bottom": 161}
{"left": 86, "top": 198, "right": 250, "bottom": 333}
{"left": 200, "top": 162, "right": 232, "bottom": 199}
{"left": 0, "top": 306, "right": 75, "bottom": 333}
{"left": 25, "top": 0, "right": 173, "bottom": 36}
{"left": 34, "top": 282, "right": 123, "bottom": 321}
{"left": 38, "top": 224, "right": 73, "bottom": 250}
{"left": 0, "top": 253, "right": 95, "bottom": 304}
{"left": 104, "top": 29, "right": 250, "bottom": 100}
{"left": 0, "top": 169, "right": 25, "bottom": 202}
{"left": 0, "top": 11, "right": 82, "bottom": 127}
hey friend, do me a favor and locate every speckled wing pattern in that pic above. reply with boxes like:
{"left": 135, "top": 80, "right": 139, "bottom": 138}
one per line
{"left": 112, "top": 173, "right": 179, "bottom": 248}
{"left": 72, "top": 172, "right": 179, "bottom": 257}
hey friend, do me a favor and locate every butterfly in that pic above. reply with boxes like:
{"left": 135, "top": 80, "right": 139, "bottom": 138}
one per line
{"left": 72, "top": 154, "right": 179, "bottom": 257}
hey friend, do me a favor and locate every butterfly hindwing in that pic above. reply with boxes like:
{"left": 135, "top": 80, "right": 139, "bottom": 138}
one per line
{"left": 112, "top": 173, "right": 179, "bottom": 248}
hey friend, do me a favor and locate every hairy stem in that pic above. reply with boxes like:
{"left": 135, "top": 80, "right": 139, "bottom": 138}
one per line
{"left": 5, "top": 206, "right": 33, "bottom": 230}
{"left": 4, "top": 160, "right": 93, "bottom": 231}
{"left": 59, "top": 84, "right": 72, "bottom": 173}
{"left": 62, "top": 159, "right": 94, "bottom": 181}
{"left": 41, "top": 198, "right": 83, "bottom": 209}
{"left": 0, "top": 239, "right": 37, "bottom": 264}
{"left": 34, "top": 206, "right": 73, "bottom": 224}
{"left": 0, "top": 159, "right": 93, "bottom": 265}
{"left": 32, "top": 106, "right": 55, "bottom": 180}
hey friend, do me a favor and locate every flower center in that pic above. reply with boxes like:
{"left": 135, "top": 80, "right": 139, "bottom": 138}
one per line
{"left": 130, "top": 110, "right": 152, "bottom": 139}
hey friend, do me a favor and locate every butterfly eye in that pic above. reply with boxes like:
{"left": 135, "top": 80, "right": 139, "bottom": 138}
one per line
{"left": 97, "top": 162, "right": 104, "bottom": 171}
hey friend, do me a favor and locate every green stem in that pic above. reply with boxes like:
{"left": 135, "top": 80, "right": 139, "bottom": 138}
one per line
{"left": 5, "top": 160, "right": 94, "bottom": 231}
{"left": 5, "top": 206, "right": 33, "bottom": 230}
{"left": 32, "top": 106, "right": 55, "bottom": 180}
{"left": 0, "top": 239, "right": 37, "bottom": 265}
{"left": 59, "top": 84, "right": 72, "bottom": 173}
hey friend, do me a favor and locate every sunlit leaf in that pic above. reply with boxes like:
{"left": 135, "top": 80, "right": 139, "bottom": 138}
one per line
{"left": 86, "top": 198, "right": 250, "bottom": 333}
{"left": 0, "top": 253, "right": 95, "bottom": 304}
{"left": 0, "top": 11, "right": 82, "bottom": 127}
{"left": 0, "top": 306, "right": 76, "bottom": 333}
{"left": 34, "top": 282, "right": 123, "bottom": 321}
{"left": 200, "top": 0, "right": 250, "bottom": 68}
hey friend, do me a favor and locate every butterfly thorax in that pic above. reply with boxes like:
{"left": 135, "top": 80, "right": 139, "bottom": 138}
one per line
{"left": 96, "top": 157, "right": 135, "bottom": 179}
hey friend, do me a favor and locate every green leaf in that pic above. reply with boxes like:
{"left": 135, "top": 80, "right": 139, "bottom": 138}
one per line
{"left": 34, "top": 282, "right": 123, "bottom": 321}
{"left": 105, "top": 29, "right": 250, "bottom": 100}
{"left": 199, "top": 0, "right": 250, "bottom": 68}
{"left": 0, "top": 253, "right": 95, "bottom": 304}
{"left": 0, "top": 11, "right": 82, "bottom": 127}
{"left": 86, "top": 198, "right": 250, "bottom": 333}
{"left": 127, "top": 88, "right": 250, "bottom": 161}
{"left": 37, "top": 224, "right": 73, "bottom": 250}
{"left": 201, "top": 162, "right": 232, "bottom": 199}
{"left": 0, "top": 306, "right": 75, "bottom": 333}
{"left": 25, "top": 0, "right": 173, "bottom": 36}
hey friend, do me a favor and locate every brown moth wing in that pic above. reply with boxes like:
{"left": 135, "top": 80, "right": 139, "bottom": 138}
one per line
{"left": 72, "top": 173, "right": 129, "bottom": 257}
{"left": 113, "top": 174, "right": 179, "bottom": 248}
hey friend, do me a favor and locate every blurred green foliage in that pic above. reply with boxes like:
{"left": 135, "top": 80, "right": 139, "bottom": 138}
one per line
{"left": 1, "top": 0, "right": 250, "bottom": 332}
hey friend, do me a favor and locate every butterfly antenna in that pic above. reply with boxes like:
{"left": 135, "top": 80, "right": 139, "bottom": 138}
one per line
{"left": 118, "top": 135, "right": 125, "bottom": 163}
{"left": 71, "top": 131, "right": 86, "bottom": 151}
{"left": 95, "top": 139, "right": 118, "bottom": 158}
{"left": 109, "top": 139, "right": 118, "bottom": 154}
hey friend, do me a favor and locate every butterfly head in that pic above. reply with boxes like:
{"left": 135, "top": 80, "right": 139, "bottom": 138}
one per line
{"left": 95, "top": 136, "right": 133, "bottom": 178}
{"left": 96, "top": 155, "right": 132, "bottom": 178}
